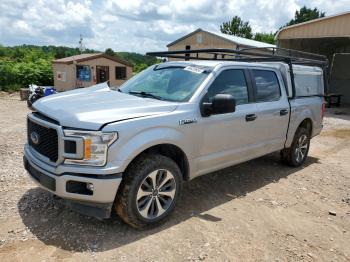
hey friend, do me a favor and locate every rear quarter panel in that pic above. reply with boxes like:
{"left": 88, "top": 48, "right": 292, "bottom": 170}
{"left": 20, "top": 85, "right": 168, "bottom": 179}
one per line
{"left": 286, "top": 96, "right": 323, "bottom": 147}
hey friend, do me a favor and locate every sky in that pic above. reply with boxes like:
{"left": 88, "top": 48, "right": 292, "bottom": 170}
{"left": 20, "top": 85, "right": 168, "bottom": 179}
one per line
{"left": 0, "top": 0, "right": 349, "bottom": 54}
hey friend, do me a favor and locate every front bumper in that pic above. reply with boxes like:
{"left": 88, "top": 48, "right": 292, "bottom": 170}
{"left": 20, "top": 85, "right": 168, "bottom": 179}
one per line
{"left": 23, "top": 152, "right": 123, "bottom": 218}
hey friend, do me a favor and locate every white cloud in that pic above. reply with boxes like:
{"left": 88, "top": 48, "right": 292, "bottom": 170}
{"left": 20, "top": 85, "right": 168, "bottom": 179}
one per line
{"left": 13, "top": 20, "right": 31, "bottom": 32}
{"left": 0, "top": 0, "right": 349, "bottom": 53}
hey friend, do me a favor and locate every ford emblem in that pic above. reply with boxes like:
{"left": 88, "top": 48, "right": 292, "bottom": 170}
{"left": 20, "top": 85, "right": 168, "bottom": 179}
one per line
{"left": 30, "top": 131, "right": 40, "bottom": 145}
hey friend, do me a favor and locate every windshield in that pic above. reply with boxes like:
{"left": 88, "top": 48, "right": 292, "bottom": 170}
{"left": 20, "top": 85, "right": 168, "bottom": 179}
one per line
{"left": 119, "top": 65, "right": 210, "bottom": 102}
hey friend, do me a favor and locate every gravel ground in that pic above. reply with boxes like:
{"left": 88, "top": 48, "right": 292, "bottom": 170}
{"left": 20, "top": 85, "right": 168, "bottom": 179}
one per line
{"left": 0, "top": 93, "right": 349, "bottom": 261}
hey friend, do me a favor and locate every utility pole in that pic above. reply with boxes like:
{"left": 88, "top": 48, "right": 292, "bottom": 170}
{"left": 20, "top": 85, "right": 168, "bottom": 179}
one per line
{"left": 78, "top": 34, "right": 86, "bottom": 54}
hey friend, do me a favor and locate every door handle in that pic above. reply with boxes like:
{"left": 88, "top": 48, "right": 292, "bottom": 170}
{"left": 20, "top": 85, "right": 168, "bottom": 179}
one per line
{"left": 280, "top": 109, "right": 289, "bottom": 116}
{"left": 245, "top": 114, "right": 257, "bottom": 122}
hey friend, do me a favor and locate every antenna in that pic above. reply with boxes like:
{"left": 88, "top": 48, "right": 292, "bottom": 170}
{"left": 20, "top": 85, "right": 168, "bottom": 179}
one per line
{"left": 78, "top": 34, "right": 86, "bottom": 54}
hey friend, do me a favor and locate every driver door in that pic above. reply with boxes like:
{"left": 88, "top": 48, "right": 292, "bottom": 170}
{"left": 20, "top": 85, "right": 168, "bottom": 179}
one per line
{"left": 194, "top": 68, "right": 260, "bottom": 176}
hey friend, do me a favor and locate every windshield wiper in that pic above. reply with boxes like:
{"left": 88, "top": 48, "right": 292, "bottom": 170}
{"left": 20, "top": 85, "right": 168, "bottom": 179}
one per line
{"left": 128, "top": 91, "right": 165, "bottom": 101}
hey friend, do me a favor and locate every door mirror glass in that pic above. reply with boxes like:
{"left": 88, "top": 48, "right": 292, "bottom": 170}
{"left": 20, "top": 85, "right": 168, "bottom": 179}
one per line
{"left": 202, "top": 94, "right": 236, "bottom": 116}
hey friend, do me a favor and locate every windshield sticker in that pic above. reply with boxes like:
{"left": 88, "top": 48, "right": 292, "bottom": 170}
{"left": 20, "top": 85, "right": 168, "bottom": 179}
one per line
{"left": 184, "top": 66, "right": 205, "bottom": 74}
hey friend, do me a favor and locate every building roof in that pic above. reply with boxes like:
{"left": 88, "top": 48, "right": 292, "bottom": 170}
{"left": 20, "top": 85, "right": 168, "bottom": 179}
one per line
{"left": 52, "top": 53, "right": 133, "bottom": 67}
{"left": 276, "top": 11, "right": 350, "bottom": 40}
{"left": 167, "top": 28, "right": 276, "bottom": 48}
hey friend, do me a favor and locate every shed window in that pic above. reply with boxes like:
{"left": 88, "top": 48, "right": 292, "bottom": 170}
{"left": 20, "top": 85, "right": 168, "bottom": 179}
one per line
{"left": 116, "top": 66, "right": 127, "bottom": 80}
{"left": 76, "top": 65, "right": 91, "bottom": 81}
{"left": 196, "top": 34, "right": 202, "bottom": 44}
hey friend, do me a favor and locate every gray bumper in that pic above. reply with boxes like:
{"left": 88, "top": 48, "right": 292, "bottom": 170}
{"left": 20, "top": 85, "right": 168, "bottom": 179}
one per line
{"left": 23, "top": 154, "right": 122, "bottom": 218}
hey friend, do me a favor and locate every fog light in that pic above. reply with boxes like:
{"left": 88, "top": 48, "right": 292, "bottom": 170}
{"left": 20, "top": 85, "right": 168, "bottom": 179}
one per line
{"left": 86, "top": 183, "right": 94, "bottom": 192}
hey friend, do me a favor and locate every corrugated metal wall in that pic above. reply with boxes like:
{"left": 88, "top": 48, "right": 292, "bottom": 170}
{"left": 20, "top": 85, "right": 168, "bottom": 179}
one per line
{"left": 168, "top": 31, "right": 236, "bottom": 60}
{"left": 278, "top": 13, "right": 350, "bottom": 39}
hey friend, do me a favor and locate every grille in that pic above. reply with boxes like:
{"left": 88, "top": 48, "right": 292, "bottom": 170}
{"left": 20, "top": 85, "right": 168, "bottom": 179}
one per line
{"left": 27, "top": 118, "right": 59, "bottom": 162}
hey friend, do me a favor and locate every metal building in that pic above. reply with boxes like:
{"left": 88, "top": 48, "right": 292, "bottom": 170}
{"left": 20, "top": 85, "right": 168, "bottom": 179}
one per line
{"left": 167, "top": 28, "right": 275, "bottom": 60}
{"left": 276, "top": 11, "right": 350, "bottom": 104}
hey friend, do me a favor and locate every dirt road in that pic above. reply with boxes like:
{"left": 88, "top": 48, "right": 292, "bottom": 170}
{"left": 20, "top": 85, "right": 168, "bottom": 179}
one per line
{"left": 0, "top": 93, "right": 349, "bottom": 261}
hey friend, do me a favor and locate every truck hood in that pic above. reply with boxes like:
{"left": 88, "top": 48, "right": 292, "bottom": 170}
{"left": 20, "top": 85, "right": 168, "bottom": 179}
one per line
{"left": 33, "top": 83, "right": 178, "bottom": 130}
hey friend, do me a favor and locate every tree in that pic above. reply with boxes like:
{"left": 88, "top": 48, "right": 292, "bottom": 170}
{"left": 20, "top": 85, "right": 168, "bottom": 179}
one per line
{"left": 254, "top": 32, "right": 275, "bottom": 45}
{"left": 134, "top": 63, "right": 148, "bottom": 73}
{"left": 105, "top": 48, "right": 115, "bottom": 56}
{"left": 220, "top": 16, "right": 253, "bottom": 39}
{"left": 286, "top": 6, "right": 325, "bottom": 26}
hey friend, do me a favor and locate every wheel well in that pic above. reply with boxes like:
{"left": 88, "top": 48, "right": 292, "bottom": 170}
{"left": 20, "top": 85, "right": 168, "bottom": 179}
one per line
{"left": 299, "top": 118, "right": 312, "bottom": 135}
{"left": 125, "top": 144, "right": 190, "bottom": 181}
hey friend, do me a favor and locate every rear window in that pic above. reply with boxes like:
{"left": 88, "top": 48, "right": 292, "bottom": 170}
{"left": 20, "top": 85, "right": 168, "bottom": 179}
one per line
{"left": 252, "top": 70, "right": 281, "bottom": 102}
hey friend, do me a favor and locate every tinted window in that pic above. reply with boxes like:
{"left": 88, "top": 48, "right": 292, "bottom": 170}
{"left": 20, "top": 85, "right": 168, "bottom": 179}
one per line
{"left": 207, "top": 69, "right": 248, "bottom": 105}
{"left": 253, "top": 70, "right": 280, "bottom": 102}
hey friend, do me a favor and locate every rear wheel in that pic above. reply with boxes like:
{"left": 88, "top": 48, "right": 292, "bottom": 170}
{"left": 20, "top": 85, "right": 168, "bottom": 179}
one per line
{"left": 115, "top": 154, "right": 182, "bottom": 229}
{"left": 281, "top": 127, "right": 310, "bottom": 167}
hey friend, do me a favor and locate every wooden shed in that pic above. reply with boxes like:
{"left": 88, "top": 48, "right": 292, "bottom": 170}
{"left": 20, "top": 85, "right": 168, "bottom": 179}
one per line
{"left": 52, "top": 53, "right": 133, "bottom": 91}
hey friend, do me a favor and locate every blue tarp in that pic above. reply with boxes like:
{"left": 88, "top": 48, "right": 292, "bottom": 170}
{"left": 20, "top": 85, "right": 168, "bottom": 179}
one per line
{"left": 77, "top": 66, "right": 91, "bottom": 81}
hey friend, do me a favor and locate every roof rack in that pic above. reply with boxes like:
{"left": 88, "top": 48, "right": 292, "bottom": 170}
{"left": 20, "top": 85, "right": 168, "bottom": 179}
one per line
{"left": 146, "top": 47, "right": 328, "bottom": 67}
{"left": 146, "top": 47, "right": 329, "bottom": 98}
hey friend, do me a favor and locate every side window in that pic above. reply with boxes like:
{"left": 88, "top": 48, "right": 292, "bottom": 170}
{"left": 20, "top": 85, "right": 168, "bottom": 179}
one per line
{"left": 207, "top": 69, "right": 249, "bottom": 105}
{"left": 252, "top": 70, "right": 281, "bottom": 102}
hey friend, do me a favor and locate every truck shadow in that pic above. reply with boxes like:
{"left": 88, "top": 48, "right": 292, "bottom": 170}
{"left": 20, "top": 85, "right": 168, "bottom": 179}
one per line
{"left": 18, "top": 153, "right": 319, "bottom": 252}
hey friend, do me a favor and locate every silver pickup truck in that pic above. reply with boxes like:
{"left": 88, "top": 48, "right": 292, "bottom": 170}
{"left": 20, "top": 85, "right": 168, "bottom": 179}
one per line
{"left": 24, "top": 49, "right": 327, "bottom": 228}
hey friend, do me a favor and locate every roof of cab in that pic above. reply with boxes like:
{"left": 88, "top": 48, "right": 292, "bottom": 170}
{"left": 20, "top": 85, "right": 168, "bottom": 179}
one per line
{"left": 161, "top": 60, "right": 285, "bottom": 70}
{"left": 161, "top": 60, "right": 323, "bottom": 72}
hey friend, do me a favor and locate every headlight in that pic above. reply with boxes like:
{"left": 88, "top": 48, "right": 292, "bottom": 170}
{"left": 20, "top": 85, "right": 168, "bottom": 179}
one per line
{"left": 63, "top": 130, "right": 118, "bottom": 166}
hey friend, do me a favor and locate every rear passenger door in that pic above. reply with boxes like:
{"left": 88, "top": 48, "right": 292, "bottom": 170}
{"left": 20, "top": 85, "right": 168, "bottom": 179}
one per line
{"left": 250, "top": 69, "right": 290, "bottom": 152}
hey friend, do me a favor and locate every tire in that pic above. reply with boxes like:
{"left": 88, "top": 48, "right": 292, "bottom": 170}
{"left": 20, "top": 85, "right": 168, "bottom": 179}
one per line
{"left": 115, "top": 154, "right": 183, "bottom": 229}
{"left": 281, "top": 127, "right": 310, "bottom": 167}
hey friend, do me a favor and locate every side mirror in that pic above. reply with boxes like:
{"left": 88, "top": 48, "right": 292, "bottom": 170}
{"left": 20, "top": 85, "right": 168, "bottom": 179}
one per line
{"left": 201, "top": 94, "right": 236, "bottom": 117}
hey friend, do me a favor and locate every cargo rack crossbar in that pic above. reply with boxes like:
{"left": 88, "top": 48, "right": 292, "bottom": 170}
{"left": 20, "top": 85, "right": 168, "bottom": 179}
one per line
{"left": 146, "top": 47, "right": 329, "bottom": 97}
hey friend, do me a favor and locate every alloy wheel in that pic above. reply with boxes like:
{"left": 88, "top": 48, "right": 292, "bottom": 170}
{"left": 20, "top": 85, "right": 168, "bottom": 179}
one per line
{"left": 136, "top": 169, "right": 176, "bottom": 219}
{"left": 295, "top": 134, "right": 308, "bottom": 163}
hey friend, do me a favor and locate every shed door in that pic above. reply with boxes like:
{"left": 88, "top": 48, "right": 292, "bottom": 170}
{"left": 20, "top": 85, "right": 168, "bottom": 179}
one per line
{"left": 96, "top": 66, "right": 109, "bottom": 84}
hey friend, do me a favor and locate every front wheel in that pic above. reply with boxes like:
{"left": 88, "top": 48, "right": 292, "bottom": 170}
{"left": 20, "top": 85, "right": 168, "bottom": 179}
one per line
{"left": 115, "top": 154, "right": 182, "bottom": 229}
{"left": 281, "top": 127, "right": 310, "bottom": 167}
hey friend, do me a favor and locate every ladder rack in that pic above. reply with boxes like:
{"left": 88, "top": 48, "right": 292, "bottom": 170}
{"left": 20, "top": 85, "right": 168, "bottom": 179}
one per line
{"left": 146, "top": 47, "right": 329, "bottom": 97}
